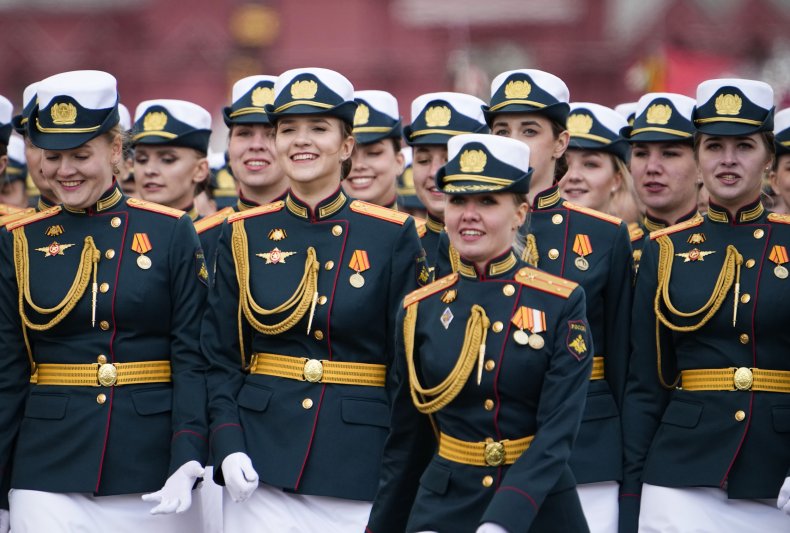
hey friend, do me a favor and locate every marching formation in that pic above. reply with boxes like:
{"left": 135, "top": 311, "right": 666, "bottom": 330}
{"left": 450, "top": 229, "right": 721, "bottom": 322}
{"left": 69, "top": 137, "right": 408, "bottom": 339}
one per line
{"left": 0, "top": 64, "right": 788, "bottom": 533}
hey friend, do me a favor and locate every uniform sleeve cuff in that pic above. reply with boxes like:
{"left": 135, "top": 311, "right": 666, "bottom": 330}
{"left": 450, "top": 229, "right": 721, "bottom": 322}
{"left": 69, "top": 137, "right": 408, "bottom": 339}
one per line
{"left": 480, "top": 486, "right": 539, "bottom": 532}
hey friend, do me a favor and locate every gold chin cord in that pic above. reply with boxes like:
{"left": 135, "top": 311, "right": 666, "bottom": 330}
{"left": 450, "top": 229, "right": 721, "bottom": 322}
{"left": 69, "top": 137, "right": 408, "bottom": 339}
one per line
{"left": 653, "top": 235, "right": 742, "bottom": 388}
{"left": 404, "top": 302, "right": 490, "bottom": 414}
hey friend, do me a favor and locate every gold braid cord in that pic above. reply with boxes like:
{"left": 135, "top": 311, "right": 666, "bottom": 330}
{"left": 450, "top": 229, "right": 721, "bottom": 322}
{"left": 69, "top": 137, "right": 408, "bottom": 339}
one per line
{"left": 449, "top": 245, "right": 461, "bottom": 274}
{"left": 522, "top": 233, "right": 539, "bottom": 267}
{"left": 14, "top": 229, "right": 100, "bottom": 331}
{"left": 232, "top": 221, "right": 319, "bottom": 336}
{"left": 405, "top": 303, "right": 490, "bottom": 414}
{"left": 653, "top": 235, "right": 742, "bottom": 388}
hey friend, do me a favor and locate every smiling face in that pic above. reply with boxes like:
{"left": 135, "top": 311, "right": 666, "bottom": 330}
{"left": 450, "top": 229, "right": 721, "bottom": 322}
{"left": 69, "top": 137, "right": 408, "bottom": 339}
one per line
{"left": 559, "top": 149, "right": 621, "bottom": 213}
{"left": 412, "top": 144, "right": 448, "bottom": 219}
{"left": 343, "top": 139, "right": 404, "bottom": 205}
{"left": 228, "top": 123, "right": 285, "bottom": 197}
{"left": 771, "top": 154, "right": 790, "bottom": 213}
{"left": 444, "top": 192, "right": 528, "bottom": 271}
{"left": 134, "top": 144, "right": 207, "bottom": 209}
{"left": 697, "top": 133, "right": 772, "bottom": 213}
{"left": 40, "top": 134, "right": 121, "bottom": 209}
{"left": 630, "top": 141, "right": 698, "bottom": 221}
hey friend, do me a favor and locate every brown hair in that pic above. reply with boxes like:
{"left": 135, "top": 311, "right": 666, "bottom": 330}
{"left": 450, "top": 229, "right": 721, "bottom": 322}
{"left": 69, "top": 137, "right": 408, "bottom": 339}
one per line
{"left": 550, "top": 119, "right": 568, "bottom": 181}
{"left": 341, "top": 121, "right": 354, "bottom": 179}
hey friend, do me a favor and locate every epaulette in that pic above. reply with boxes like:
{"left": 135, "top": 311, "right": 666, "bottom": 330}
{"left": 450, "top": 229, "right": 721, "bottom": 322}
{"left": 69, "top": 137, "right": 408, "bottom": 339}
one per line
{"left": 628, "top": 222, "right": 645, "bottom": 242}
{"left": 404, "top": 273, "right": 458, "bottom": 308}
{"left": 649, "top": 215, "right": 704, "bottom": 240}
{"left": 413, "top": 217, "right": 427, "bottom": 238}
{"left": 6, "top": 206, "right": 62, "bottom": 231}
{"left": 127, "top": 198, "right": 185, "bottom": 218}
{"left": 194, "top": 207, "right": 234, "bottom": 234}
{"left": 0, "top": 208, "right": 36, "bottom": 228}
{"left": 515, "top": 267, "right": 577, "bottom": 299}
{"left": 768, "top": 213, "right": 790, "bottom": 225}
{"left": 562, "top": 201, "right": 622, "bottom": 226}
{"left": 350, "top": 200, "right": 410, "bottom": 225}
{"left": 0, "top": 203, "right": 22, "bottom": 216}
{"left": 228, "top": 201, "right": 285, "bottom": 223}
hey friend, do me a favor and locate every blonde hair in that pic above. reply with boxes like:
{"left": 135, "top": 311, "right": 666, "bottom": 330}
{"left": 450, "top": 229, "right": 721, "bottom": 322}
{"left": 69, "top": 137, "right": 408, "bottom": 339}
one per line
{"left": 609, "top": 156, "right": 643, "bottom": 224}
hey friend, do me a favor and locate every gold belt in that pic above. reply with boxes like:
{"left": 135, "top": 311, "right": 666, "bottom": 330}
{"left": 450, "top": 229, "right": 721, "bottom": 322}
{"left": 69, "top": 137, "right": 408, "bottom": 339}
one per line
{"left": 34, "top": 361, "right": 171, "bottom": 387}
{"left": 438, "top": 432, "right": 534, "bottom": 467}
{"left": 681, "top": 367, "right": 790, "bottom": 393}
{"left": 250, "top": 352, "right": 386, "bottom": 387}
{"left": 590, "top": 356, "right": 604, "bottom": 381}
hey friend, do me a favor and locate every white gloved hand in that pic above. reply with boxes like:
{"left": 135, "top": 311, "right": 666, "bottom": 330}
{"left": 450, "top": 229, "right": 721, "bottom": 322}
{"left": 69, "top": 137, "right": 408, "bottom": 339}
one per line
{"left": 222, "top": 452, "right": 259, "bottom": 503}
{"left": 477, "top": 523, "right": 509, "bottom": 533}
{"left": 141, "top": 460, "right": 204, "bottom": 514}
{"left": 777, "top": 476, "right": 790, "bottom": 514}
{"left": 0, "top": 509, "right": 9, "bottom": 533}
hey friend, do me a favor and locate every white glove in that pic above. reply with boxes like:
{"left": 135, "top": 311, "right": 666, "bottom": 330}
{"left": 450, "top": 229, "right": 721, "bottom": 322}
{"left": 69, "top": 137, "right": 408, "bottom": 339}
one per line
{"left": 222, "top": 452, "right": 259, "bottom": 503}
{"left": 0, "top": 509, "right": 8, "bottom": 533}
{"left": 477, "top": 523, "right": 508, "bottom": 533}
{"left": 141, "top": 460, "right": 204, "bottom": 514}
{"left": 778, "top": 476, "right": 790, "bottom": 514}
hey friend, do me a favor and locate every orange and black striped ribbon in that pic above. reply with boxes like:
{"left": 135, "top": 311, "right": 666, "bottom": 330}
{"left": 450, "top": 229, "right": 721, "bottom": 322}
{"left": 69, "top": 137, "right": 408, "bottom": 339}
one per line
{"left": 349, "top": 250, "right": 370, "bottom": 273}
{"left": 572, "top": 234, "right": 592, "bottom": 257}
{"left": 131, "top": 233, "right": 153, "bottom": 255}
{"left": 770, "top": 245, "right": 788, "bottom": 266}
{"left": 511, "top": 306, "right": 546, "bottom": 333}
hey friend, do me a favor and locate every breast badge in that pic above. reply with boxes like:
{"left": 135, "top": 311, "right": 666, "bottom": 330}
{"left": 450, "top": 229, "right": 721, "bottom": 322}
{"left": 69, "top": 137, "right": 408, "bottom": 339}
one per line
{"left": 257, "top": 247, "right": 297, "bottom": 264}
{"left": 675, "top": 248, "right": 715, "bottom": 262}
{"left": 36, "top": 241, "right": 75, "bottom": 257}
{"left": 511, "top": 306, "right": 546, "bottom": 349}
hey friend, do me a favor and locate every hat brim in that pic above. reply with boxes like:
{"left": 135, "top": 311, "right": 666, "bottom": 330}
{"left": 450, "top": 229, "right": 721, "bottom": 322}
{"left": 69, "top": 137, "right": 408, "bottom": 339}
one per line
{"left": 694, "top": 120, "right": 773, "bottom": 137}
{"left": 628, "top": 129, "right": 693, "bottom": 144}
{"left": 435, "top": 167, "right": 533, "bottom": 195}
{"left": 132, "top": 129, "right": 211, "bottom": 153}
{"left": 11, "top": 115, "right": 27, "bottom": 136}
{"left": 29, "top": 108, "right": 120, "bottom": 150}
{"left": 264, "top": 101, "right": 357, "bottom": 126}
{"left": 223, "top": 106, "right": 271, "bottom": 127}
{"left": 483, "top": 102, "right": 570, "bottom": 128}
{"left": 568, "top": 139, "right": 630, "bottom": 163}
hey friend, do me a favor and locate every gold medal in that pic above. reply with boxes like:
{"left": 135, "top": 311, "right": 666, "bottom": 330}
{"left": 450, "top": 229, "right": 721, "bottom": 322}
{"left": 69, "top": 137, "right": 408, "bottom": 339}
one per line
{"left": 349, "top": 272, "right": 365, "bottom": 288}
{"left": 574, "top": 256, "right": 589, "bottom": 271}
{"left": 528, "top": 334, "right": 545, "bottom": 350}
{"left": 776, "top": 265, "right": 789, "bottom": 279}
{"left": 137, "top": 255, "right": 152, "bottom": 270}
{"left": 573, "top": 234, "right": 592, "bottom": 271}
{"left": 513, "top": 329, "right": 530, "bottom": 346}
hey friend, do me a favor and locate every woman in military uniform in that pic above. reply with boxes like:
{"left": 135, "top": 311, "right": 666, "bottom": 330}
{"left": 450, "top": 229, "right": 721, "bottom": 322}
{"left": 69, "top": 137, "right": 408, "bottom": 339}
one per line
{"left": 0, "top": 70, "right": 208, "bottom": 532}
{"left": 201, "top": 67, "right": 425, "bottom": 532}
{"left": 367, "top": 133, "right": 593, "bottom": 533}
{"left": 622, "top": 78, "right": 790, "bottom": 532}
{"left": 770, "top": 108, "right": 790, "bottom": 214}
{"left": 485, "top": 69, "right": 632, "bottom": 533}
{"left": 343, "top": 90, "right": 404, "bottom": 208}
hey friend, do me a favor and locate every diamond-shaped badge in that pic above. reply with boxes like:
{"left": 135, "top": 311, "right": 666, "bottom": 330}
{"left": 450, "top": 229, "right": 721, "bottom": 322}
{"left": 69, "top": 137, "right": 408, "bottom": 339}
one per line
{"left": 440, "top": 307, "right": 454, "bottom": 330}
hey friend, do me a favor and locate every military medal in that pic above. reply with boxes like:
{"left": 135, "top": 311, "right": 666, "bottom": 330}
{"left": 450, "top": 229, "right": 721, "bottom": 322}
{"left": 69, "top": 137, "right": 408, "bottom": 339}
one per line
{"left": 513, "top": 330, "right": 530, "bottom": 346}
{"left": 572, "top": 234, "right": 592, "bottom": 271}
{"left": 131, "top": 233, "right": 153, "bottom": 270}
{"left": 36, "top": 241, "right": 75, "bottom": 257}
{"left": 256, "top": 247, "right": 297, "bottom": 264}
{"left": 511, "top": 306, "right": 546, "bottom": 349}
{"left": 348, "top": 250, "right": 370, "bottom": 289}
{"left": 770, "top": 245, "right": 789, "bottom": 279}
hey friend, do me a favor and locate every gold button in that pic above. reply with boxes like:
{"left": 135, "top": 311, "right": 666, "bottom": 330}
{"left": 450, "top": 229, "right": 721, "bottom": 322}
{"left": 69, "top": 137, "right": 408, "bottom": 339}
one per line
{"left": 753, "top": 229, "right": 764, "bottom": 239}
{"left": 735, "top": 410, "right": 746, "bottom": 422}
{"left": 97, "top": 393, "right": 106, "bottom": 405}
{"left": 552, "top": 214, "right": 563, "bottom": 225}
{"left": 492, "top": 321, "right": 503, "bottom": 333}
{"left": 324, "top": 261, "right": 334, "bottom": 270}
{"left": 739, "top": 333, "right": 749, "bottom": 344}
{"left": 105, "top": 249, "right": 115, "bottom": 260}
{"left": 485, "top": 360, "right": 495, "bottom": 371}
{"left": 99, "top": 282, "right": 109, "bottom": 294}
{"left": 110, "top": 217, "right": 121, "bottom": 228}
{"left": 548, "top": 249, "right": 559, "bottom": 260}
{"left": 332, "top": 225, "right": 343, "bottom": 236}
{"left": 482, "top": 475, "right": 493, "bottom": 487}
{"left": 302, "top": 398, "right": 313, "bottom": 409}
{"left": 314, "top": 330, "right": 324, "bottom": 340}
{"left": 502, "top": 284, "right": 515, "bottom": 296}
{"left": 745, "top": 259, "right": 755, "bottom": 268}
{"left": 97, "top": 354, "right": 107, "bottom": 364}
{"left": 100, "top": 321, "right": 110, "bottom": 331}
{"left": 740, "top": 293, "right": 750, "bottom": 304}
{"left": 318, "top": 295, "right": 328, "bottom": 305}
{"left": 484, "top": 399, "right": 494, "bottom": 411}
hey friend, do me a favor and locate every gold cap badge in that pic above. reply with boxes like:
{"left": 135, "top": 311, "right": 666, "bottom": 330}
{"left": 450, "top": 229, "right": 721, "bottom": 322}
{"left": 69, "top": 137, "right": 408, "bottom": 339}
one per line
{"left": 51, "top": 102, "right": 77, "bottom": 125}
{"left": 290, "top": 79, "right": 318, "bottom": 100}
{"left": 252, "top": 86, "right": 275, "bottom": 107}
{"left": 425, "top": 106, "right": 451, "bottom": 128}
{"left": 646, "top": 104, "right": 672, "bottom": 125}
{"left": 143, "top": 111, "right": 168, "bottom": 131}
{"left": 459, "top": 150, "right": 487, "bottom": 173}
{"left": 715, "top": 93, "right": 742, "bottom": 116}
{"left": 354, "top": 103, "right": 370, "bottom": 126}
{"left": 504, "top": 79, "right": 532, "bottom": 99}
{"left": 567, "top": 113, "right": 593, "bottom": 135}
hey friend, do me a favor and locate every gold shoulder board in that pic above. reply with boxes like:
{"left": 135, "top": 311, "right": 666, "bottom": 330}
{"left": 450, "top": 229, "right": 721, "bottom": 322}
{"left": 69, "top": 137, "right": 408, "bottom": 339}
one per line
{"left": 127, "top": 198, "right": 185, "bottom": 218}
{"left": 6, "top": 206, "right": 62, "bottom": 231}
{"left": 628, "top": 222, "right": 645, "bottom": 242}
{"left": 350, "top": 200, "right": 410, "bottom": 225}
{"left": 414, "top": 217, "right": 427, "bottom": 238}
{"left": 768, "top": 213, "right": 790, "bottom": 225}
{"left": 404, "top": 273, "right": 459, "bottom": 308}
{"left": 0, "top": 203, "right": 23, "bottom": 216}
{"left": 228, "top": 201, "right": 285, "bottom": 223}
{"left": 649, "top": 214, "right": 704, "bottom": 240}
{"left": 194, "top": 207, "right": 235, "bottom": 234}
{"left": 515, "top": 267, "right": 577, "bottom": 299}
{"left": 563, "top": 201, "right": 623, "bottom": 226}
{"left": 0, "top": 208, "right": 37, "bottom": 229}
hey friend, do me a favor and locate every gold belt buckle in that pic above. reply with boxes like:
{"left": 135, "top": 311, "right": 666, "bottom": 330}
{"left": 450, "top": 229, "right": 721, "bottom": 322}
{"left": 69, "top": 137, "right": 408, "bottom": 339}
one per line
{"left": 733, "top": 367, "right": 753, "bottom": 391}
{"left": 303, "top": 359, "right": 324, "bottom": 383}
{"left": 484, "top": 440, "right": 506, "bottom": 467}
{"left": 97, "top": 363, "right": 118, "bottom": 387}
